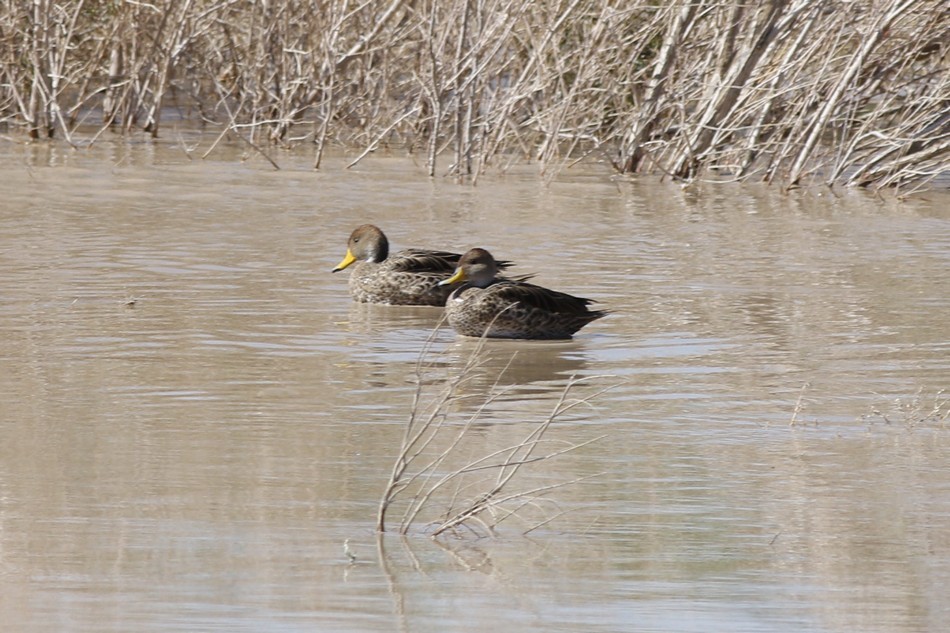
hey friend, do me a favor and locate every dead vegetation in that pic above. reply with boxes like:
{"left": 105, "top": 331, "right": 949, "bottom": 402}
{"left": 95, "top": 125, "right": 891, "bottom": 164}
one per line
{"left": 376, "top": 335, "right": 610, "bottom": 538}
{"left": 1, "top": 0, "right": 947, "bottom": 190}
{"left": 862, "top": 388, "right": 949, "bottom": 429}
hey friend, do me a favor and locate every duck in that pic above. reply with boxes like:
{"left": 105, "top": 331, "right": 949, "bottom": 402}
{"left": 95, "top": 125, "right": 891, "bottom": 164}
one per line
{"left": 332, "top": 224, "right": 513, "bottom": 306}
{"left": 438, "top": 248, "right": 607, "bottom": 339}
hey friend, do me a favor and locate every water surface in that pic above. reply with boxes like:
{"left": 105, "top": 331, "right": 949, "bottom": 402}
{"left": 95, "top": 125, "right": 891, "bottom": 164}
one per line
{"left": 0, "top": 140, "right": 948, "bottom": 632}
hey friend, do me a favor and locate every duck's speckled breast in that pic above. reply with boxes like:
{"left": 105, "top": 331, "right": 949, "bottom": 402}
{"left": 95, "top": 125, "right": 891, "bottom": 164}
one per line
{"left": 349, "top": 262, "right": 451, "bottom": 306}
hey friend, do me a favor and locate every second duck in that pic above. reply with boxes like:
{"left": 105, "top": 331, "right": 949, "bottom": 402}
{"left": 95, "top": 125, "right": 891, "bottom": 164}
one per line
{"left": 438, "top": 248, "right": 607, "bottom": 340}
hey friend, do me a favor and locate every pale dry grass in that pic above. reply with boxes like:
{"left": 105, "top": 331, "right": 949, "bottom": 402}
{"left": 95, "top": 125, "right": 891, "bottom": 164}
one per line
{"left": 862, "top": 388, "right": 950, "bottom": 429}
{"left": 1, "top": 0, "right": 946, "bottom": 191}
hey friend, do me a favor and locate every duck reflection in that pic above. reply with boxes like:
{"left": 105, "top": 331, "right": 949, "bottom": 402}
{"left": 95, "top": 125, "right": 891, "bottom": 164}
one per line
{"left": 336, "top": 302, "right": 594, "bottom": 413}
{"left": 436, "top": 337, "right": 593, "bottom": 415}
{"left": 342, "top": 301, "right": 445, "bottom": 335}
{"left": 449, "top": 337, "right": 589, "bottom": 383}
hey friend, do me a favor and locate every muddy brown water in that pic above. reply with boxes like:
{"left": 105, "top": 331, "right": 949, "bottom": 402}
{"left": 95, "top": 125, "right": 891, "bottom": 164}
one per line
{"left": 1, "top": 139, "right": 948, "bottom": 632}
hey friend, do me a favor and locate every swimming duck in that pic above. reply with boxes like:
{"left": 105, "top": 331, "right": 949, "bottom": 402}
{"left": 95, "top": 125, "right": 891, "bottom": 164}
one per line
{"left": 332, "top": 224, "right": 512, "bottom": 306}
{"left": 438, "top": 248, "right": 607, "bottom": 339}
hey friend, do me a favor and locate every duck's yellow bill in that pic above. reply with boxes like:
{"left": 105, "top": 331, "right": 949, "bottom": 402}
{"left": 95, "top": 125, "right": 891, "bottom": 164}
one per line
{"left": 333, "top": 249, "right": 357, "bottom": 272}
{"left": 438, "top": 268, "right": 467, "bottom": 286}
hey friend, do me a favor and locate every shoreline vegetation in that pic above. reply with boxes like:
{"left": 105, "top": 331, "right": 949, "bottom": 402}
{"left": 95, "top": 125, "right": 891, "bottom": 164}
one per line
{"left": 2, "top": 0, "right": 947, "bottom": 191}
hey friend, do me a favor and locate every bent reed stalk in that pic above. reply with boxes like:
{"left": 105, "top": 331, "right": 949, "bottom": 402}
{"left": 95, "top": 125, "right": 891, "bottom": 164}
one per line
{"left": 1, "top": 0, "right": 946, "bottom": 191}
{"left": 377, "top": 328, "right": 611, "bottom": 537}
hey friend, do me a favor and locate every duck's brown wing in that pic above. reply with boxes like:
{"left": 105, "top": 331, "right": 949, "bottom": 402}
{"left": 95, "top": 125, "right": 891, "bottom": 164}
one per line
{"left": 488, "top": 280, "right": 601, "bottom": 315}
{"left": 389, "top": 249, "right": 461, "bottom": 274}
{"left": 391, "top": 249, "right": 515, "bottom": 274}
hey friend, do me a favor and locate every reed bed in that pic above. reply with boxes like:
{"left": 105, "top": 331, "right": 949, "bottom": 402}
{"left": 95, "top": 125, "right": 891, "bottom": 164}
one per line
{"left": 2, "top": 0, "right": 946, "bottom": 191}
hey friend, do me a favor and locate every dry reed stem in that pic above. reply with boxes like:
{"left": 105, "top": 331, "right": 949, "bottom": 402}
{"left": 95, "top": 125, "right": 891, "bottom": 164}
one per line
{"left": 789, "top": 381, "right": 810, "bottom": 427}
{"left": 863, "top": 388, "right": 950, "bottom": 428}
{"left": 376, "top": 322, "right": 612, "bottom": 537}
